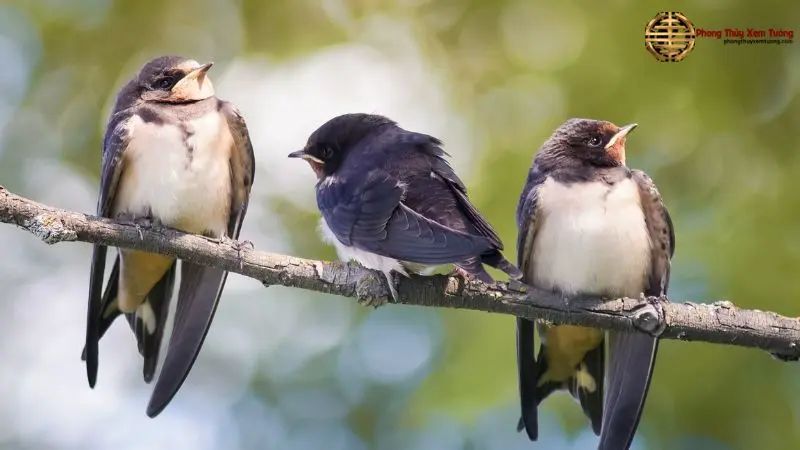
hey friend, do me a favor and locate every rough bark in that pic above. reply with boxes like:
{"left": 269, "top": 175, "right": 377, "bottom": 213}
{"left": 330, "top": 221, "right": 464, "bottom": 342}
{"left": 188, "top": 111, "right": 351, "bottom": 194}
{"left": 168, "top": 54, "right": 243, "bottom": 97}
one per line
{"left": 1, "top": 186, "right": 798, "bottom": 359}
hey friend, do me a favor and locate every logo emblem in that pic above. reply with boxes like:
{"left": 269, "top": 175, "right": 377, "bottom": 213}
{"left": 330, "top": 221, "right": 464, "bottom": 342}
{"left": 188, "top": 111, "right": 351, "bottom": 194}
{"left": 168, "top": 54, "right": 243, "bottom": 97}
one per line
{"left": 645, "top": 12, "right": 696, "bottom": 62}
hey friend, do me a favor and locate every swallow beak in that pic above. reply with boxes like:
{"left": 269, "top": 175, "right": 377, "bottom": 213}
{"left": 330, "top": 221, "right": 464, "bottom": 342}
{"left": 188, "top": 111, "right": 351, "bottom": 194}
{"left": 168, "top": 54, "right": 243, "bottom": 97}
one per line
{"left": 288, "top": 150, "right": 324, "bottom": 164}
{"left": 605, "top": 123, "right": 638, "bottom": 150}
{"left": 173, "top": 62, "right": 214, "bottom": 91}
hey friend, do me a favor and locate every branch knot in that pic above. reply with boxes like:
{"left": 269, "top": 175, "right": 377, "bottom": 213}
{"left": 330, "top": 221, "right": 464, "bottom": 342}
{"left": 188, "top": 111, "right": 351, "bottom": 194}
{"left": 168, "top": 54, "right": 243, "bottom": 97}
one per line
{"left": 24, "top": 213, "right": 77, "bottom": 244}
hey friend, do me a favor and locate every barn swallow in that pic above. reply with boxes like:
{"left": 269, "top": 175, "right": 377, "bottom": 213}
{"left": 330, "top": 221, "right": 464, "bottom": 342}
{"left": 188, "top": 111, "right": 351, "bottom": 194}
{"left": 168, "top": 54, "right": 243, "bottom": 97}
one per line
{"left": 83, "top": 55, "right": 255, "bottom": 418}
{"left": 515, "top": 119, "right": 674, "bottom": 449}
{"left": 289, "top": 113, "right": 522, "bottom": 302}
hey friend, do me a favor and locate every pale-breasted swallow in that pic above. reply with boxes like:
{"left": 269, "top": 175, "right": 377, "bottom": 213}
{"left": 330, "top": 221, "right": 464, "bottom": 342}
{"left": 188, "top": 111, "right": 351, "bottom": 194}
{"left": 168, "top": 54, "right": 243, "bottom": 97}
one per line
{"left": 289, "top": 113, "right": 522, "bottom": 301}
{"left": 515, "top": 119, "right": 674, "bottom": 449}
{"left": 83, "top": 55, "right": 255, "bottom": 417}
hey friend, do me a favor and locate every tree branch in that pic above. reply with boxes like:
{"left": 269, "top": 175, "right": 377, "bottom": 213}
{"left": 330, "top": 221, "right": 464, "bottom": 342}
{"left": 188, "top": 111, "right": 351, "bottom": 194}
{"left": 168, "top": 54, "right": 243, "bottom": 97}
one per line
{"left": 1, "top": 186, "right": 799, "bottom": 359}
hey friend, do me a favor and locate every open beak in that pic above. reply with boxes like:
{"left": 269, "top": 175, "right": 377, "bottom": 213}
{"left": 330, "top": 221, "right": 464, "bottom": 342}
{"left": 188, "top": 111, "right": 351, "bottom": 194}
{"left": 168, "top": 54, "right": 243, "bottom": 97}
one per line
{"left": 172, "top": 62, "right": 214, "bottom": 92}
{"left": 605, "top": 123, "right": 637, "bottom": 149}
{"left": 288, "top": 150, "right": 323, "bottom": 164}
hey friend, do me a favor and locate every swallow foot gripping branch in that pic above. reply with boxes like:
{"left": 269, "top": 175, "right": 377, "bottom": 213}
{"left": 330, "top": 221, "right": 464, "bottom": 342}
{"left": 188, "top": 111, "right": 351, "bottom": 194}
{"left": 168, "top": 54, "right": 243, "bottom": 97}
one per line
{"left": 632, "top": 294, "right": 667, "bottom": 337}
{"left": 354, "top": 270, "right": 392, "bottom": 308}
{"left": 115, "top": 212, "right": 155, "bottom": 240}
{"left": 197, "top": 235, "right": 254, "bottom": 269}
{"left": 25, "top": 213, "right": 77, "bottom": 244}
{"left": 229, "top": 237, "right": 254, "bottom": 270}
{"left": 451, "top": 266, "right": 483, "bottom": 292}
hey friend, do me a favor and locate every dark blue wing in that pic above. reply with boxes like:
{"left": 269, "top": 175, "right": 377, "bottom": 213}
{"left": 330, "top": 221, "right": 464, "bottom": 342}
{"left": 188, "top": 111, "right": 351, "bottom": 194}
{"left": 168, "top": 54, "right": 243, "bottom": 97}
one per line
{"left": 318, "top": 169, "right": 494, "bottom": 265}
{"left": 84, "top": 108, "right": 133, "bottom": 388}
{"left": 598, "top": 169, "right": 675, "bottom": 450}
{"left": 514, "top": 163, "right": 547, "bottom": 440}
{"left": 97, "top": 112, "right": 130, "bottom": 216}
{"left": 423, "top": 139, "right": 504, "bottom": 248}
{"left": 516, "top": 164, "right": 547, "bottom": 267}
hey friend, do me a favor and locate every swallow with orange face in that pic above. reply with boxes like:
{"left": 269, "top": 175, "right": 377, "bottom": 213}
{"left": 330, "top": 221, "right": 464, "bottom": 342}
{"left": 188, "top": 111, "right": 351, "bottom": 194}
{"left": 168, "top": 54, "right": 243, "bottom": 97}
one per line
{"left": 515, "top": 119, "right": 674, "bottom": 449}
{"left": 84, "top": 55, "right": 255, "bottom": 417}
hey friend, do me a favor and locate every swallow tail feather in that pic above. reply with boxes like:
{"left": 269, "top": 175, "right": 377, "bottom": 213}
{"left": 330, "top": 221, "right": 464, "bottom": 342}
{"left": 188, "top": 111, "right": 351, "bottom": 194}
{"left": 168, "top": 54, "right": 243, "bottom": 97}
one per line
{"left": 82, "top": 255, "right": 177, "bottom": 383}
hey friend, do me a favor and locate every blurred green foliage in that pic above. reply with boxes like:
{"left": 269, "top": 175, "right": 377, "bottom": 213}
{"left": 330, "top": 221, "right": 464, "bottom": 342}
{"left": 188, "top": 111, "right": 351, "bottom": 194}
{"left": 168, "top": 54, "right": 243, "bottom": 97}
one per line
{"left": 4, "top": 0, "right": 800, "bottom": 449}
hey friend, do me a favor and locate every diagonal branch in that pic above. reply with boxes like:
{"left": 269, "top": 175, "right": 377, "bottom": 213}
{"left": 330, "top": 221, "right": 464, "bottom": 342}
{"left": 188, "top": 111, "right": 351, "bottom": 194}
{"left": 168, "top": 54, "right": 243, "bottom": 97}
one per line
{"left": 1, "top": 186, "right": 799, "bottom": 359}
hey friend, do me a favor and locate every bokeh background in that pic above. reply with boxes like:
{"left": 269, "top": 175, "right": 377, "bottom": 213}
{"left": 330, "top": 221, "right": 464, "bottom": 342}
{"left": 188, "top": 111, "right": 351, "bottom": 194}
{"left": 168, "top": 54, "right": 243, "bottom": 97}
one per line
{"left": 0, "top": 1, "right": 799, "bottom": 449}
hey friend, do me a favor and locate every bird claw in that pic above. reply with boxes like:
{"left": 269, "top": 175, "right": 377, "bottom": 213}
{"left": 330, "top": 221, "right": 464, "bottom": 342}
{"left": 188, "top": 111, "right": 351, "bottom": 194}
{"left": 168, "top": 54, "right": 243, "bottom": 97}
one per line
{"left": 632, "top": 294, "right": 667, "bottom": 337}
{"left": 199, "top": 236, "right": 253, "bottom": 270}
{"left": 355, "top": 271, "right": 396, "bottom": 308}
{"left": 231, "top": 239, "right": 254, "bottom": 270}
{"left": 381, "top": 271, "right": 401, "bottom": 306}
{"left": 134, "top": 217, "right": 154, "bottom": 240}
{"left": 115, "top": 213, "right": 155, "bottom": 240}
{"left": 231, "top": 238, "right": 255, "bottom": 251}
{"left": 452, "top": 267, "right": 482, "bottom": 286}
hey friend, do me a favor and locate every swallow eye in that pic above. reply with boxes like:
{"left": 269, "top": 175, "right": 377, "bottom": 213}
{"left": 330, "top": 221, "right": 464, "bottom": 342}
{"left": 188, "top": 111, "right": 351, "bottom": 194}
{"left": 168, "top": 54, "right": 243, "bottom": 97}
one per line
{"left": 154, "top": 78, "right": 172, "bottom": 90}
{"left": 587, "top": 136, "right": 602, "bottom": 147}
{"left": 320, "top": 146, "right": 334, "bottom": 159}
{"left": 154, "top": 73, "right": 181, "bottom": 90}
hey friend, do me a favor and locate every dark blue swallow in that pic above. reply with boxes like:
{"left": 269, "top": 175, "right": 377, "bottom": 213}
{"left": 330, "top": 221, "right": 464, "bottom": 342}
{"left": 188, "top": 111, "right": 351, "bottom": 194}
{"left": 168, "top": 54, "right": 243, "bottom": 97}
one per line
{"left": 83, "top": 55, "right": 255, "bottom": 417}
{"left": 289, "top": 113, "right": 522, "bottom": 302}
{"left": 515, "top": 119, "right": 675, "bottom": 449}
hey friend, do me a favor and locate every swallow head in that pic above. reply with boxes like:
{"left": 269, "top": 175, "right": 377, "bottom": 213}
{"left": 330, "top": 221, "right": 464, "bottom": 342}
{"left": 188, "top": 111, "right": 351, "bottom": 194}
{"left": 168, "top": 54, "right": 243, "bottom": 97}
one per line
{"left": 542, "top": 118, "right": 638, "bottom": 167}
{"left": 136, "top": 56, "right": 216, "bottom": 104}
{"left": 288, "top": 113, "right": 396, "bottom": 179}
